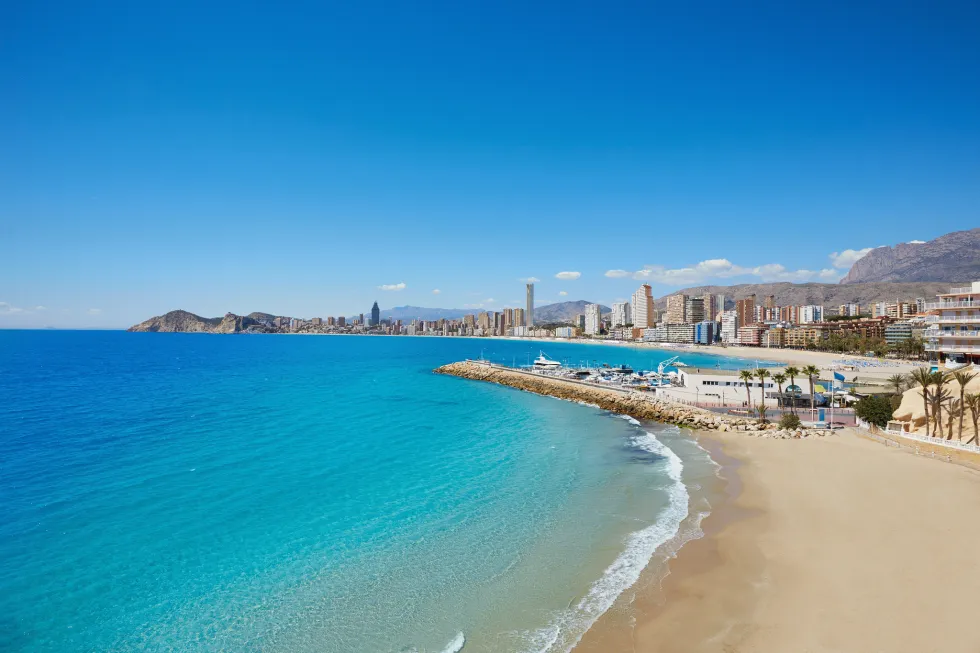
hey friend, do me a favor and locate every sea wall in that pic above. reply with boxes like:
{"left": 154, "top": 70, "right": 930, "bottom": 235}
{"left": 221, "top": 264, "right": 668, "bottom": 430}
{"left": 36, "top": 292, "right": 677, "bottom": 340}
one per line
{"left": 435, "top": 361, "right": 832, "bottom": 438}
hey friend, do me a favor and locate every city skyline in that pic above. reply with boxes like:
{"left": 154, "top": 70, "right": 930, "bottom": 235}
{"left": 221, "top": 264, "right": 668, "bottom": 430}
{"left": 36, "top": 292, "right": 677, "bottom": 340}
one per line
{"left": 3, "top": 3, "right": 979, "bottom": 328}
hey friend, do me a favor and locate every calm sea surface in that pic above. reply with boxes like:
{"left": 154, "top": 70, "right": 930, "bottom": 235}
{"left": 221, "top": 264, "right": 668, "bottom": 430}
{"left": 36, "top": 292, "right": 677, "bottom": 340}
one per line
{"left": 0, "top": 332, "right": 754, "bottom": 652}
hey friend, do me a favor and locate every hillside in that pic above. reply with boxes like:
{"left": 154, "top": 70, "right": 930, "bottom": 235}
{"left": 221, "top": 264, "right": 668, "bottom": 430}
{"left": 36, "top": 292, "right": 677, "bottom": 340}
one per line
{"left": 841, "top": 228, "right": 980, "bottom": 283}
{"left": 380, "top": 306, "right": 471, "bottom": 321}
{"left": 534, "top": 301, "right": 610, "bottom": 323}
{"left": 654, "top": 282, "right": 952, "bottom": 310}
{"left": 128, "top": 310, "right": 267, "bottom": 333}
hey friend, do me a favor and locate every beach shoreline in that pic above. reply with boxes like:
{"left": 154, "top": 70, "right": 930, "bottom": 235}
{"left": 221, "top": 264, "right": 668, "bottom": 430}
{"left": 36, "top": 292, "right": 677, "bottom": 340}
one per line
{"left": 575, "top": 427, "right": 980, "bottom": 652}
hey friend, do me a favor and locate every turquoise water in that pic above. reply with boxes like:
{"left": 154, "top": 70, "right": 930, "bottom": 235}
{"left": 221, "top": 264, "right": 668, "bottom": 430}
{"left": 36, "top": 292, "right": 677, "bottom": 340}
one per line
{"left": 1, "top": 333, "right": 743, "bottom": 652}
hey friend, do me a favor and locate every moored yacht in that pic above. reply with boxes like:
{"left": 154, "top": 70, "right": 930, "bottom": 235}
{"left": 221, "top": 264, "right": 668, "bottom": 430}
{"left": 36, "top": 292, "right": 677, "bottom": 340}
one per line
{"left": 532, "top": 351, "right": 562, "bottom": 369}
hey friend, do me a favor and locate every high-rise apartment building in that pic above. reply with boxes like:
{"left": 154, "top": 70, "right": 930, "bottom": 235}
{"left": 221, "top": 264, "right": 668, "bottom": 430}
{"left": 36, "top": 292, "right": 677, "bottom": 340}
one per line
{"left": 584, "top": 303, "right": 602, "bottom": 335}
{"left": 631, "top": 284, "right": 655, "bottom": 328}
{"left": 838, "top": 303, "right": 861, "bottom": 317}
{"left": 513, "top": 308, "right": 525, "bottom": 327}
{"left": 575, "top": 313, "right": 586, "bottom": 330}
{"left": 526, "top": 283, "right": 534, "bottom": 327}
{"left": 799, "top": 305, "right": 824, "bottom": 324}
{"left": 720, "top": 310, "right": 738, "bottom": 343}
{"left": 735, "top": 295, "right": 756, "bottom": 328}
{"left": 665, "top": 294, "right": 687, "bottom": 324}
{"left": 370, "top": 301, "right": 380, "bottom": 326}
{"left": 779, "top": 305, "right": 800, "bottom": 324}
{"left": 685, "top": 297, "right": 705, "bottom": 324}
{"left": 714, "top": 294, "right": 726, "bottom": 320}
{"left": 611, "top": 302, "right": 632, "bottom": 327}
{"left": 337, "top": 316, "right": 346, "bottom": 327}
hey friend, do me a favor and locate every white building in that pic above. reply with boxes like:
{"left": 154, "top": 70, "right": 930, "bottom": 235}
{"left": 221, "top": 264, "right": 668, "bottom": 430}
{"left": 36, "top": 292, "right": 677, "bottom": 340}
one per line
{"left": 632, "top": 284, "right": 655, "bottom": 328}
{"left": 526, "top": 283, "right": 534, "bottom": 327}
{"left": 799, "top": 305, "right": 824, "bottom": 324}
{"left": 720, "top": 310, "right": 738, "bottom": 343}
{"left": 924, "top": 280, "right": 980, "bottom": 367}
{"left": 584, "top": 303, "right": 602, "bottom": 335}
{"left": 674, "top": 368, "right": 815, "bottom": 406}
{"left": 554, "top": 326, "right": 575, "bottom": 338}
{"left": 611, "top": 301, "right": 632, "bottom": 327}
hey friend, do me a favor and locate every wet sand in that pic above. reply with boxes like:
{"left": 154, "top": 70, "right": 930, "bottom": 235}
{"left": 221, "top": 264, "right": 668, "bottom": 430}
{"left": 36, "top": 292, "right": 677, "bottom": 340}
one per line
{"left": 575, "top": 429, "right": 980, "bottom": 652}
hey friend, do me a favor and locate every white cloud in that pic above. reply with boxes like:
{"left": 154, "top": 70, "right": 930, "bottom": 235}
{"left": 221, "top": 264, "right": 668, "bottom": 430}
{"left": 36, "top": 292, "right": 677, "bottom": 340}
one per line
{"left": 519, "top": 277, "right": 540, "bottom": 283}
{"left": 555, "top": 271, "right": 581, "bottom": 280}
{"left": 908, "top": 240, "right": 926, "bottom": 244}
{"left": 34, "top": 305, "right": 47, "bottom": 311}
{"left": 87, "top": 308, "right": 102, "bottom": 315}
{"left": 431, "top": 289, "right": 441, "bottom": 294}
{"left": 624, "top": 256, "right": 843, "bottom": 286}
{"left": 559, "top": 291, "right": 568, "bottom": 296}
{"left": 0, "top": 302, "right": 25, "bottom": 314}
{"left": 463, "top": 298, "right": 495, "bottom": 310}
{"left": 828, "top": 247, "right": 878, "bottom": 269}
{"left": 378, "top": 282, "right": 406, "bottom": 291}
{"left": 604, "top": 269, "right": 630, "bottom": 278}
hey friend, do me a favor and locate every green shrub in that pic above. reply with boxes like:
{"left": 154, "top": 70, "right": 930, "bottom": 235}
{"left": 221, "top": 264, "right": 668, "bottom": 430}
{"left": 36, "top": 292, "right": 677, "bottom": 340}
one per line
{"left": 779, "top": 413, "right": 801, "bottom": 429}
{"left": 855, "top": 395, "right": 894, "bottom": 428}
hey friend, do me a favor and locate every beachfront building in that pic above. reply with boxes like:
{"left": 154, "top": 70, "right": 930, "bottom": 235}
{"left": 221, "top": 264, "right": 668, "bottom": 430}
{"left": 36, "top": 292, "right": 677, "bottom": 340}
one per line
{"left": 513, "top": 308, "right": 525, "bottom": 327}
{"left": 735, "top": 296, "right": 756, "bottom": 332}
{"left": 554, "top": 326, "right": 575, "bottom": 338}
{"left": 584, "top": 303, "right": 601, "bottom": 335}
{"left": 642, "top": 326, "right": 669, "bottom": 342}
{"left": 631, "top": 284, "right": 655, "bottom": 328}
{"left": 763, "top": 327, "right": 786, "bottom": 348}
{"left": 685, "top": 297, "right": 705, "bottom": 324}
{"left": 611, "top": 301, "right": 632, "bottom": 327}
{"left": 720, "top": 310, "right": 738, "bottom": 343}
{"left": 885, "top": 322, "right": 914, "bottom": 345}
{"left": 666, "top": 323, "right": 695, "bottom": 343}
{"left": 924, "top": 281, "right": 980, "bottom": 366}
{"left": 694, "top": 321, "right": 715, "bottom": 345}
{"left": 671, "top": 368, "right": 810, "bottom": 406}
{"left": 526, "top": 283, "right": 534, "bottom": 327}
{"left": 737, "top": 323, "right": 767, "bottom": 346}
{"left": 665, "top": 294, "right": 687, "bottom": 324}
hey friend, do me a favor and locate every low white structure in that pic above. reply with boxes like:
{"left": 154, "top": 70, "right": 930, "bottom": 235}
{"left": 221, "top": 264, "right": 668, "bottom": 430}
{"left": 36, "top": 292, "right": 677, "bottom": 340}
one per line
{"left": 672, "top": 367, "right": 815, "bottom": 406}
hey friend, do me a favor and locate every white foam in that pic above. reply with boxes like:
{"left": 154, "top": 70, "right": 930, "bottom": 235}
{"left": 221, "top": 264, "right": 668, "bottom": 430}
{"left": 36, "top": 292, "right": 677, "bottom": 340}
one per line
{"left": 519, "top": 430, "right": 692, "bottom": 653}
{"left": 439, "top": 632, "right": 465, "bottom": 653}
{"left": 617, "top": 414, "right": 641, "bottom": 426}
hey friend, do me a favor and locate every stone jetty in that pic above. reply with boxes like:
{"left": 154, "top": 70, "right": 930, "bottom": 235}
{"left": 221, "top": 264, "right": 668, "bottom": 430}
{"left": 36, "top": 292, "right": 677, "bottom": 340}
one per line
{"left": 435, "top": 361, "right": 832, "bottom": 438}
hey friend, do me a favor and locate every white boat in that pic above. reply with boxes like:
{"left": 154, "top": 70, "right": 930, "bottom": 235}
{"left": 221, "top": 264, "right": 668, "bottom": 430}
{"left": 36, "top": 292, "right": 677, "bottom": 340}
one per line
{"left": 533, "top": 351, "right": 562, "bottom": 369}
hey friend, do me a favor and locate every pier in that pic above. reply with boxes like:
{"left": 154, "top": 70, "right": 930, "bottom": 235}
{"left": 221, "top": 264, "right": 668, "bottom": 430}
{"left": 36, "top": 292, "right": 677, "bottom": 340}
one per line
{"left": 435, "top": 360, "right": 833, "bottom": 437}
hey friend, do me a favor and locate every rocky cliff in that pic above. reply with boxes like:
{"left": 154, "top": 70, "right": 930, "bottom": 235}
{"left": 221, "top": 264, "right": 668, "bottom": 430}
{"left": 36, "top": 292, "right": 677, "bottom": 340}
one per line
{"left": 841, "top": 228, "right": 980, "bottom": 284}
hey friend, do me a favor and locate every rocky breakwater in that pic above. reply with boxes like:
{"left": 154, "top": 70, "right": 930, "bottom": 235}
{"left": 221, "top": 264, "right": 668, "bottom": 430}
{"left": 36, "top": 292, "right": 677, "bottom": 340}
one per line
{"left": 435, "top": 361, "right": 833, "bottom": 439}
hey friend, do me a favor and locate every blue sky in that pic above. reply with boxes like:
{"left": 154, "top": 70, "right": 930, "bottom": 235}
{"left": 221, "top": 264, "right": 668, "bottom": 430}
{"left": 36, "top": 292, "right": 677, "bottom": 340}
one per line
{"left": 2, "top": 1, "right": 978, "bottom": 327}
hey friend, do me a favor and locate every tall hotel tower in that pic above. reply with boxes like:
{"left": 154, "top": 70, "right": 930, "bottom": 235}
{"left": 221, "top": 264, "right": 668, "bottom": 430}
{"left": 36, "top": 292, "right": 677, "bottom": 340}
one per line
{"left": 526, "top": 283, "right": 534, "bottom": 327}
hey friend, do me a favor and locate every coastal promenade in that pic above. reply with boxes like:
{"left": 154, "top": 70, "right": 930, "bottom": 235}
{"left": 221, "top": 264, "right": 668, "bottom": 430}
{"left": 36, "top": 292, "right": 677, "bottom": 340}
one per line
{"left": 435, "top": 360, "right": 834, "bottom": 438}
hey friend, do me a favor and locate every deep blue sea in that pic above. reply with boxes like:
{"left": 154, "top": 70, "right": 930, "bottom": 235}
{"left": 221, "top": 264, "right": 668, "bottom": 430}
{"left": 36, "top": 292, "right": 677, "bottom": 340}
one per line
{"left": 0, "top": 332, "right": 756, "bottom": 652}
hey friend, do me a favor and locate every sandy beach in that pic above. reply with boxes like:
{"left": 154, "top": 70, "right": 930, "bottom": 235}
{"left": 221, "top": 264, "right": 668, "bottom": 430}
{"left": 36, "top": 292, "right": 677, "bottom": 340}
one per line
{"left": 575, "top": 429, "right": 980, "bottom": 652}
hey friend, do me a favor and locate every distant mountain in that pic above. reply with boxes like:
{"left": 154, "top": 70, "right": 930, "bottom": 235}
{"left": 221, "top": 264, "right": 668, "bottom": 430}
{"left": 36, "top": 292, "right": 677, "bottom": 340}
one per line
{"left": 534, "top": 301, "right": 610, "bottom": 323}
{"left": 128, "top": 310, "right": 266, "bottom": 333}
{"left": 380, "top": 306, "right": 471, "bottom": 321}
{"left": 654, "top": 282, "right": 952, "bottom": 310}
{"left": 840, "top": 228, "right": 980, "bottom": 283}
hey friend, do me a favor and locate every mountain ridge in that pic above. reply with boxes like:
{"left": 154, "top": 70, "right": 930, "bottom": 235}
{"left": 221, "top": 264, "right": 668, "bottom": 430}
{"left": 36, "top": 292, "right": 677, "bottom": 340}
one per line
{"left": 840, "top": 228, "right": 980, "bottom": 284}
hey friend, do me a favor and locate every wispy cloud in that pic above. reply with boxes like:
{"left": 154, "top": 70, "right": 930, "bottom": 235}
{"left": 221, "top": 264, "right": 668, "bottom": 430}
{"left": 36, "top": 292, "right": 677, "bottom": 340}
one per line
{"left": 828, "top": 247, "right": 879, "bottom": 269}
{"left": 907, "top": 240, "right": 925, "bottom": 244}
{"left": 431, "top": 289, "right": 441, "bottom": 294}
{"left": 34, "top": 305, "right": 47, "bottom": 311}
{"left": 87, "top": 308, "right": 103, "bottom": 315}
{"left": 620, "top": 258, "right": 840, "bottom": 286}
{"left": 604, "top": 269, "right": 630, "bottom": 278}
{"left": 519, "top": 277, "right": 540, "bottom": 283}
{"left": 378, "top": 282, "right": 406, "bottom": 291}
{"left": 0, "top": 302, "right": 25, "bottom": 314}
{"left": 555, "top": 271, "right": 581, "bottom": 280}
{"left": 559, "top": 291, "right": 568, "bottom": 296}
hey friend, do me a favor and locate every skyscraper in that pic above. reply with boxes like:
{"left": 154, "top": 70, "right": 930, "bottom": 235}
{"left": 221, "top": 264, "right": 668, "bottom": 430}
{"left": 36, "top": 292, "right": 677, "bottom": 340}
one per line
{"left": 735, "top": 295, "right": 756, "bottom": 328}
{"left": 611, "top": 302, "right": 632, "bottom": 327}
{"left": 584, "top": 303, "right": 601, "bottom": 335}
{"left": 370, "top": 301, "right": 380, "bottom": 326}
{"left": 631, "top": 284, "right": 655, "bottom": 328}
{"left": 714, "top": 293, "right": 726, "bottom": 320}
{"left": 513, "top": 307, "right": 526, "bottom": 327}
{"left": 684, "top": 297, "right": 704, "bottom": 324}
{"left": 665, "top": 294, "right": 687, "bottom": 324}
{"left": 526, "top": 283, "right": 534, "bottom": 327}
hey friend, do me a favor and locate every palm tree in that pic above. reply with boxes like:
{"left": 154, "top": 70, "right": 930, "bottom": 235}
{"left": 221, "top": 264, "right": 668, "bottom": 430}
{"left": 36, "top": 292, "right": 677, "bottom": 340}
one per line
{"left": 886, "top": 373, "right": 908, "bottom": 396}
{"left": 965, "top": 393, "right": 980, "bottom": 445}
{"left": 909, "top": 367, "right": 935, "bottom": 437}
{"left": 739, "top": 369, "right": 755, "bottom": 409}
{"left": 928, "top": 382, "right": 952, "bottom": 440}
{"left": 951, "top": 369, "right": 977, "bottom": 442}
{"left": 784, "top": 366, "right": 800, "bottom": 413}
{"left": 755, "top": 368, "right": 771, "bottom": 413}
{"left": 802, "top": 364, "right": 820, "bottom": 417}
{"left": 772, "top": 372, "right": 787, "bottom": 410}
